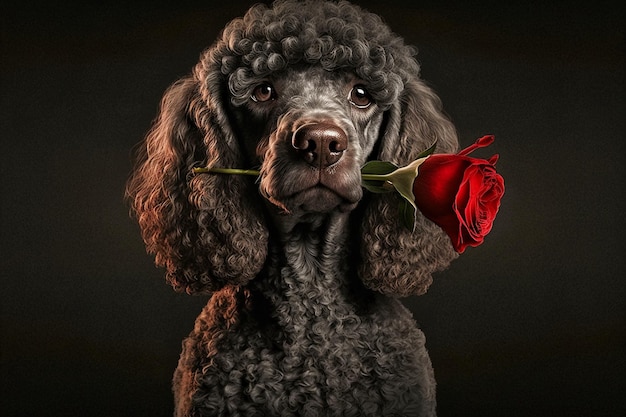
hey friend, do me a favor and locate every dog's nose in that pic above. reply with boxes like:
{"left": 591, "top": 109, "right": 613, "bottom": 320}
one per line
{"left": 292, "top": 123, "right": 347, "bottom": 168}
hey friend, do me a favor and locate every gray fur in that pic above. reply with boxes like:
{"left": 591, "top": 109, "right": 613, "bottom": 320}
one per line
{"left": 126, "top": 1, "right": 460, "bottom": 415}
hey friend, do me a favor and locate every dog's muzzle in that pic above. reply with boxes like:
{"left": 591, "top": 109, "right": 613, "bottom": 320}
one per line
{"left": 260, "top": 118, "right": 363, "bottom": 215}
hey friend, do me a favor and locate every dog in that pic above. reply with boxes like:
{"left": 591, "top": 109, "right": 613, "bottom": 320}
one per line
{"left": 127, "top": 1, "right": 459, "bottom": 415}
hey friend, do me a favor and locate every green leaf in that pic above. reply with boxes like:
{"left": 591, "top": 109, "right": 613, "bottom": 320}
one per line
{"left": 398, "top": 198, "right": 417, "bottom": 232}
{"left": 416, "top": 141, "right": 437, "bottom": 159}
{"left": 360, "top": 161, "right": 398, "bottom": 175}
{"left": 361, "top": 179, "right": 395, "bottom": 194}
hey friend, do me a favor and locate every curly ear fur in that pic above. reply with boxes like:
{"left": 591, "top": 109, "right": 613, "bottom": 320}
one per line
{"left": 126, "top": 66, "right": 269, "bottom": 294}
{"left": 359, "top": 79, "right": 460, "bottom": 297}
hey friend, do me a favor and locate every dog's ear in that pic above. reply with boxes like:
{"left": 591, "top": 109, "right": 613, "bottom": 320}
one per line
{"left": 359, "top": 79, "right": 459, "bottom": 297}
{"left": 126, "top": 71, "right": 268, "bottom": 294}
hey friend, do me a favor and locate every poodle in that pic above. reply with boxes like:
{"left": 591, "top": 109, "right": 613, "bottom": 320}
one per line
{"left": 127, "top": 1, "right": 459, "bottom": 415}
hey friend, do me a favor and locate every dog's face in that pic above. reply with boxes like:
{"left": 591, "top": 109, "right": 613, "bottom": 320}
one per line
{"left": 126, "top": 0, "right": 461, "bottom": 294}
{"left": 228, "top": 66, "right": 386, "bottom": 219}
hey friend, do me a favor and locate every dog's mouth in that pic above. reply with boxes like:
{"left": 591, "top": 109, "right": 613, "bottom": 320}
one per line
{"left": 290, "top": 184, "right": 360, "bottom": 213}
{"left": 263, "top": 172, "right": 363, "bottom": 215}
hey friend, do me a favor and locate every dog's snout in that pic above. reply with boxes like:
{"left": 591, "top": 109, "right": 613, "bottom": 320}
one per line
{"left": 292, "top": 123, "right": 347, "bottom": 168}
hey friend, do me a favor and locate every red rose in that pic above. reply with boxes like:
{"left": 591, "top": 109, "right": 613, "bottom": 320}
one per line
{"left": 413, "top": 135, "right": 504, "bottom": 253}
{"left": 196, "top": 135, "right": 505, "bottom": 253}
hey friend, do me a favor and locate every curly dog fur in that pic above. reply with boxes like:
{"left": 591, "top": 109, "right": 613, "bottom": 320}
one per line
{"left": 127, "top": 1, "right": 459, "bottom": 415}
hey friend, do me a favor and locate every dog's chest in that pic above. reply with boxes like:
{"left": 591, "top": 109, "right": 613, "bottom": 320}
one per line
{"left": 182, "top": 288, "right": 434, "bottom": 416}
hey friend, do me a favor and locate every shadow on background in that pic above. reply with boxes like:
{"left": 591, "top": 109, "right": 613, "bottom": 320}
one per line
{"left": 2, "top": 1, "right": 624, "bottom": 416}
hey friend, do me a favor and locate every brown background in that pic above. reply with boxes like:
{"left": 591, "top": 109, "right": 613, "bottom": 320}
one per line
{"left": 2, "top": 1, "right": 624, "bottom": 415}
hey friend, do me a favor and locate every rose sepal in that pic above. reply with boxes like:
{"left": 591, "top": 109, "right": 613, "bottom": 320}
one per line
{"left": 360, "top": 141, "right": 436, "bottom": 231}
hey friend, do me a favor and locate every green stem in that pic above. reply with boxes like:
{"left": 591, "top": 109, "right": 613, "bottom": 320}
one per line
{"left": 361, "top": 173, "right": 391, "bottom": 182}
{"left": 195, "top": 168, "right": 390, "bottom": 182}
{"left": 193, "top": 167, "right": 260, "bottom": 176}
{"left": 195, "top": 168, "right": 398, "bottom": 187}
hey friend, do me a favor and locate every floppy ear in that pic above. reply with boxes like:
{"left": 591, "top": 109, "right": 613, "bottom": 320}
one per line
{"left": 126, "top": 67, "right": 269, "bottom": 294}
{"left": 359, "top": 79, "right": 460, "bottom": 297}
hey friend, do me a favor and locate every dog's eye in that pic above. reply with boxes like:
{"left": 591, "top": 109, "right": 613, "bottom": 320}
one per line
{"left": 348, "top": 85, "right": 373, "bottom": 109}
{"left": 251, "top": 83, "right": 276, "bottom": 103}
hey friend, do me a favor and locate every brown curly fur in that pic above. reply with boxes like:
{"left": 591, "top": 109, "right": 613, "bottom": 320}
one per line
{"left": 126, "top": 1, "right": 460, "bottom": 415}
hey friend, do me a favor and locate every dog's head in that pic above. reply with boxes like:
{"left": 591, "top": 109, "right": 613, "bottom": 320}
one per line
{"left": 127, "top": 0, "right": 459, "bottom": 296}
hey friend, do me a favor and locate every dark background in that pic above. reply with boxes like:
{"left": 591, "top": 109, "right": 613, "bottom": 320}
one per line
{"left": 2, "top": 1, "right": 624, "bottom": 416}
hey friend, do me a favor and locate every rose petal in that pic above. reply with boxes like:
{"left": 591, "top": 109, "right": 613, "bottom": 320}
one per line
{"left": 407, "top": 136, "right": 504, "bottom": 252}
